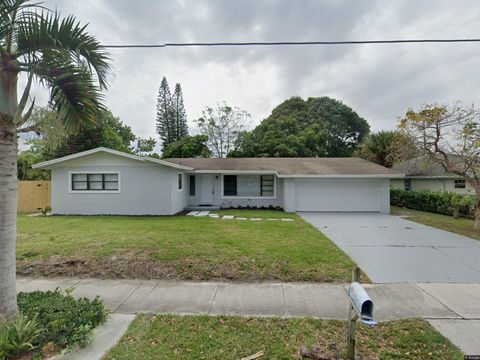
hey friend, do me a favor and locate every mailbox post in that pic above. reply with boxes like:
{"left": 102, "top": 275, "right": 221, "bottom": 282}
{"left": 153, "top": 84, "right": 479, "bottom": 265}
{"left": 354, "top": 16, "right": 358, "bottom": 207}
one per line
{"left": 347, "top": 267, "right": 377, "bottom": 360}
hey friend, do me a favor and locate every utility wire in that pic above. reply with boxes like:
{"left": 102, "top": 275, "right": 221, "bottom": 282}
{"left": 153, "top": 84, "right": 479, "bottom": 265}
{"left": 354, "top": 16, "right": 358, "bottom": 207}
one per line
{"left": 103, "top": 38, "right": 480, "bottom": 48}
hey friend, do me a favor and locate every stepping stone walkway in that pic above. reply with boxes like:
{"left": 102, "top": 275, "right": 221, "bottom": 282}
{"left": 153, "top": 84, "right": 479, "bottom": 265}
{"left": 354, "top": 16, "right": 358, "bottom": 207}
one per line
{"left": 187, "top": 211, "right": 211, "bottom": 217}
{"left": 187, "top": 212, "right": 294, "bottom": 222}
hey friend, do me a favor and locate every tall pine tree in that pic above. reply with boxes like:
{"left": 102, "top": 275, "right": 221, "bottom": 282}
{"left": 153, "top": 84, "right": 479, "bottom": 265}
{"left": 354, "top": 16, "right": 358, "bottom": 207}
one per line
{"left": 156, "top": 77, "right": 175, "bottom": 149}
{"left": 173, "top": 83, "right": 188, "bottom": 139}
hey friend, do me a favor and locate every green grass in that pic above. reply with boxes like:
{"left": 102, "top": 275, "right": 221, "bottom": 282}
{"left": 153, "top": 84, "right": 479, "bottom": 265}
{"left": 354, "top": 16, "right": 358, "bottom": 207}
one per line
{"left": 103, "top": 315, "right": 462, "bottom": 360}
{"left": 391, "top": 206, "right": 480, "bottom": 240}
{"left": 17, "top": 212, "right": 356, "bottom": 282}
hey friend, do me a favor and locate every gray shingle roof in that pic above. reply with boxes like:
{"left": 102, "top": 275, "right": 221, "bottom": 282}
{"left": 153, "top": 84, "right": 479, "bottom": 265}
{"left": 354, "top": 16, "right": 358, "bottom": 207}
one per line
{"left": 165, "top": 157, "right": 403, "bottom": 176}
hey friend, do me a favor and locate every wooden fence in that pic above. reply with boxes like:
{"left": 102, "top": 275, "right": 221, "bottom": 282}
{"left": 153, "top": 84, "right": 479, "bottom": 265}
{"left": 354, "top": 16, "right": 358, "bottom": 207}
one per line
{"left": 17, "top": 181, "right": 51, "bottom": 213}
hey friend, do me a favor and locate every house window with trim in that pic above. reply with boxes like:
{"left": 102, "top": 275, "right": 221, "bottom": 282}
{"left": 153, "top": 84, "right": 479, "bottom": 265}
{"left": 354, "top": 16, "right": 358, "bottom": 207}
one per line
{"left": 177, "top": 173, "right": 183, "bottom": 191}
{"left": 71, "top": 173, "right": 119, "bottom": 191}
{"left": 454, "top": 179, "right": 466, "bottom": 189}
{"left": 223, "top": 175, "right": 275, "bottom": 197}
{"left": 404, "top": 179, "right": 411, "bottom": 191}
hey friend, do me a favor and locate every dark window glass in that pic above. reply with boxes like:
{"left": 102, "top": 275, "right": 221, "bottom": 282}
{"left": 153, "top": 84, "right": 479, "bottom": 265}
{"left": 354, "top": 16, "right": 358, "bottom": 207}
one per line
{"left": 224, "top": 175, "right": 237, "bottom": 196}
{"left": 261, "top": 175, "right": 274, "bottom": 196}
{"left": 189, "top": 175, "right": 196, "bottom": 196}
{"left": 404, "top": 179, "right": 411, "bottom": 191}
{"left": 72, "top": 173, "right": 118, "bottom": 191}
{"left": 178, "top": 173, "right": 183, "bottom": 190}
{"left": 455, "top": 179, "right": 466, "bottom": 188}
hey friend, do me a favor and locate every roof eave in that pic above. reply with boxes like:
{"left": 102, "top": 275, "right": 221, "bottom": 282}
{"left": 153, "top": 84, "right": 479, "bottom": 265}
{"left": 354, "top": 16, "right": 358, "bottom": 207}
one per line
{"left": 32, "top": 147, "right": 194, "bottom": 171}
{"left": 276, "top": 173, "right": 405, "bottom": 178}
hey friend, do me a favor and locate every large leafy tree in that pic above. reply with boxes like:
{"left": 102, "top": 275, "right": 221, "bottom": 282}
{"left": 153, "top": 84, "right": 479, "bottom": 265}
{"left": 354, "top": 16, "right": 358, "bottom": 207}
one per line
{"left": 399, "top": 102, "right": 480, "bottom": 229}
{"left": 28, "top": 107, "right": 137, "bottom": 159}
{"left": 0, "top": 0, "right": 110, "bottom": 319}
{"left": 231, "top": 97, "right": 369, "bottom": 157}
{"left": 162, "top": 135, "right": 211, "bottom": 158}
{"left": 195, "top": 102, "right": 250, "bottom": 158}
{"left": 56, "top": 111, "right": 135, "bottom": 157}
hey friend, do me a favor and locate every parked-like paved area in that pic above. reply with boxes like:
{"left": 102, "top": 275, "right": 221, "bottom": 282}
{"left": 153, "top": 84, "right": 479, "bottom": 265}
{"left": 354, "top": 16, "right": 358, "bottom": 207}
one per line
{"left": 299, "top": 212, "right": 480, "bottom": 283}
{"left": 17, "top": 277, "right": 480, "bottom": 355}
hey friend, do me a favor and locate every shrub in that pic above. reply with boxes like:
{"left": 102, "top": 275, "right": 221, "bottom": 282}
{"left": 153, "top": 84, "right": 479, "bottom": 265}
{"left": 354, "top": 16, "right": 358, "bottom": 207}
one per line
{"left": 391, "top": 189, "right": 476, "bottom": 217}
{"left": 17, "top": 289, "right": 108, "bottom": 350}
{"left": 0, "top": 314, "right": 42, "bottom": 359}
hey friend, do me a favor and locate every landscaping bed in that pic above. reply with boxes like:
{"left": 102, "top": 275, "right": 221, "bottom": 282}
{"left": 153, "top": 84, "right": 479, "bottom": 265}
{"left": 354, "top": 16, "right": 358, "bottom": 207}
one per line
{"left": 0, "top": 289, "right": 107, "bottom": 359}
{"left": 391, "top": 206, "right": 480, "bottom": 240}
{"left": 104, "top": 314, "right": 462, "bottom": 360}
{"left": 17, "top": 211, "right": 356, "bottom": 282}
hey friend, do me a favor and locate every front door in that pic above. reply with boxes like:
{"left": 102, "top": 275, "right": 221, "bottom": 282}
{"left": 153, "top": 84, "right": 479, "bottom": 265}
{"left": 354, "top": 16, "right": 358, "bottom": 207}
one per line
{"left": 200, "top": 174, "right": 215, "bottom": 205}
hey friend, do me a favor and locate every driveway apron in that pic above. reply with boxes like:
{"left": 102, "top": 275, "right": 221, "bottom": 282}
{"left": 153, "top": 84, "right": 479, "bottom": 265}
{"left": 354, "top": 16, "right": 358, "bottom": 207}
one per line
{"left": 298, "top": 212, "right": 480, "bottom": 283}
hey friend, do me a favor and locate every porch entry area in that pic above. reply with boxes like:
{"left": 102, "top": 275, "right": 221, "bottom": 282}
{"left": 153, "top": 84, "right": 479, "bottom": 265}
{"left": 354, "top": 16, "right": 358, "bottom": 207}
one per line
{"left": 185, "top": 173, "right": 278, "bottom": 211}
{"left": 199, "top": 174, "right": 215, "bottom": 205}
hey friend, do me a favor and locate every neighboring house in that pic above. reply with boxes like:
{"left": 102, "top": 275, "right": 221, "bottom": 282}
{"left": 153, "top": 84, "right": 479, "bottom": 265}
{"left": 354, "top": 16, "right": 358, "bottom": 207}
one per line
{"left": 391, "top": 156, "right": 474, "bottom": 195}
{"left": 32, "top": 147, "right": 403, "bottom": 215}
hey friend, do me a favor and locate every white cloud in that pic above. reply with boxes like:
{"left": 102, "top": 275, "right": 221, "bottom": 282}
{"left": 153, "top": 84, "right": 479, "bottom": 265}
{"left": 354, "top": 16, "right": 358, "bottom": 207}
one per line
{"left": 29, "top": 0, "right": 480, "bottom": 141}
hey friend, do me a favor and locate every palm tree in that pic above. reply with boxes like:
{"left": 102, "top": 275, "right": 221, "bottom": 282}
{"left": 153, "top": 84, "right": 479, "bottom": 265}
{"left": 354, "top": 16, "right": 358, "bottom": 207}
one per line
{"left": 355, "top": 131, "right": 396, "bottom": 168}
{"left": 0, "top": 0, "right": 110, "bottom": 319}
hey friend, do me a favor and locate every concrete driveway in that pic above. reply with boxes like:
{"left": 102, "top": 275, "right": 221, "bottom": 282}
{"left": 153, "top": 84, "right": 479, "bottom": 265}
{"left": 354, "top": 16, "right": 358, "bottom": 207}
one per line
{"left": 299, "top": 212, "right": 480, "bottom": 283}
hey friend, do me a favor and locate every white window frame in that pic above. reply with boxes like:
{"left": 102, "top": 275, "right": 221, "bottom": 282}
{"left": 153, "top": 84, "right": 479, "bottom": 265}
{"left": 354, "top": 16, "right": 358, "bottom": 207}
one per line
{"left": 221, "top": 173, "right": 276, "bottom": 199}
{"left": 69, "top": 171, "right": 121, "bottom": 194}
{"left": 177, "top": 173, "right": 184, "bottom": 191}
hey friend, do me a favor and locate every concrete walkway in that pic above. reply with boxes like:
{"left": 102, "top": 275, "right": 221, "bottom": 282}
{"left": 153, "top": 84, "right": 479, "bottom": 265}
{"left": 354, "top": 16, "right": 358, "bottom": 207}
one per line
{"left": 17, "top": 278, "right": 480, "bottom": 355}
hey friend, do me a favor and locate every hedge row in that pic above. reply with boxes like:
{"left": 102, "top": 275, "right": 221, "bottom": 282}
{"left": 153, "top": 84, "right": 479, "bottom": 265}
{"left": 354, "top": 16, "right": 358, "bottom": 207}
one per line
{"left": 390, "top": 189, "right": 477, "bottom": 217}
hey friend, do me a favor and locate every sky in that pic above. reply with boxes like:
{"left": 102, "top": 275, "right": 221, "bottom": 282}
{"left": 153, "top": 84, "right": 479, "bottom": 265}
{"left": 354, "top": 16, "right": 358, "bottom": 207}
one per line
{"left": 30, "top": 0, "right": 480, "bottom": 141}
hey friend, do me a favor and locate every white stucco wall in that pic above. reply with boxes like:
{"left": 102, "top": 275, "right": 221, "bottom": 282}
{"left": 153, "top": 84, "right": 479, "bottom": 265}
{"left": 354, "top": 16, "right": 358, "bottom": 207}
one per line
{"left": 50, "top": 152, "right": 185, "bottom": 215}
{"left": 390, "top": 178, "right": 475, "bottom": 195}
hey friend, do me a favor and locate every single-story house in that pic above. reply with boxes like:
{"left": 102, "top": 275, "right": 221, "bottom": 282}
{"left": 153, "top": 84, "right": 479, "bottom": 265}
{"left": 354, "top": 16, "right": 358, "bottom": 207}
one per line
{"left": 390, "top": 156, "right": 474, "bottom": 195}
{"left": 32, "top": 147, "right": 403, "bottom": 215}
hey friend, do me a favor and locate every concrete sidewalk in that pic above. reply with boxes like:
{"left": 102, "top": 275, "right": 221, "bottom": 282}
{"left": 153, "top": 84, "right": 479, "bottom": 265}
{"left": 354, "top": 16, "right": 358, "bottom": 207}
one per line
{"left": 17, "top": 278, "right": 480, "bottom": 355}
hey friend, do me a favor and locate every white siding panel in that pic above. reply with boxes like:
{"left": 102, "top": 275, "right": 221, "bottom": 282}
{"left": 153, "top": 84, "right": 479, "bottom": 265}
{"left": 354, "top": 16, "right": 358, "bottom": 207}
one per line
{"left": 294, "top": 178, "right": 384, "bottom": 212}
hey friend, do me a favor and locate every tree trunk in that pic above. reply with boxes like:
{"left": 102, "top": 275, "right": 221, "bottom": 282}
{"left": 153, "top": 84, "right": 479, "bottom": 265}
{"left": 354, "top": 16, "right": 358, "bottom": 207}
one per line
{"left": 475, "top": 196, "right": 480, "bottom": 230}
{"left": 0, "top": 128, "right": 18, "bottom": 320}
{"left": 0, "top": 61, "right": 19, "bottom": 320}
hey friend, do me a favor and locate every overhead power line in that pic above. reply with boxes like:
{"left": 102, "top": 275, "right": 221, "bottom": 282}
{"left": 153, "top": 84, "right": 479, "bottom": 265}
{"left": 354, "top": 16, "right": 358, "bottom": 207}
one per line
{"left": 103, "top": 38, "right": 480, "bottom": 48}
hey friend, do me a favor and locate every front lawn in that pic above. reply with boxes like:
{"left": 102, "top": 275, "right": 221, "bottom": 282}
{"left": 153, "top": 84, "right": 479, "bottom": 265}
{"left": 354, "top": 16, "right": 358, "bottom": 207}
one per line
{"left": 17, "top": 211, "right": 356, "bottom": 282}
{"left": 104, "top": 315, "right": 462, "bottom": 360}
{"left": 391, "top": 206, "right": 480, "bottom": 240}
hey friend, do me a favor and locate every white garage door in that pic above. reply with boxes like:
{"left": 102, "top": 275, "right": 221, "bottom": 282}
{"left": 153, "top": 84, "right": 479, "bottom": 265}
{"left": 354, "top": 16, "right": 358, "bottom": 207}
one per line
{"left": 295, "top": 179, "right": 381, "bottom": 212}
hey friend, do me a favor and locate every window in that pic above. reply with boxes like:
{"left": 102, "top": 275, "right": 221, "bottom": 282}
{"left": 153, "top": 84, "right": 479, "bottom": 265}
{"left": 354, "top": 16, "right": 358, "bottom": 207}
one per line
{"left": 178, "top": 173, "right": 183, "bottom": 191}
{"left": 224, "top": 175, "right": 237, "bottom": 196}
{"left": 404, "top": 179, "right": 411, "bottom": 191}
{"left": 189, "top": 175, "right": 196, "bottom": 196}
{"left": 261, "top": 175, "right": 274, "bottom": 196}
{"left": 223, "top": 175, "right": 275, "bottom": 197}
{"left": 455, "top": 179, "right": 466, "bottom": 189}
{"left": 71, "top": 173, "right": 119, "bottom": 191}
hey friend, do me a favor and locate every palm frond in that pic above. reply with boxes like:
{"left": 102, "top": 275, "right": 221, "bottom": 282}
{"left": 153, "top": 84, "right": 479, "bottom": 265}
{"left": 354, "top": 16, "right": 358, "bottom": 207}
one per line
{"left": 0, "top": 0, "right": 44, "bottom": 51}
{"left": 31, "top": 56, "right": 105, "bottom": 131}
{"left": 16, "top": 10, "right": 110, "bottom": 88}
